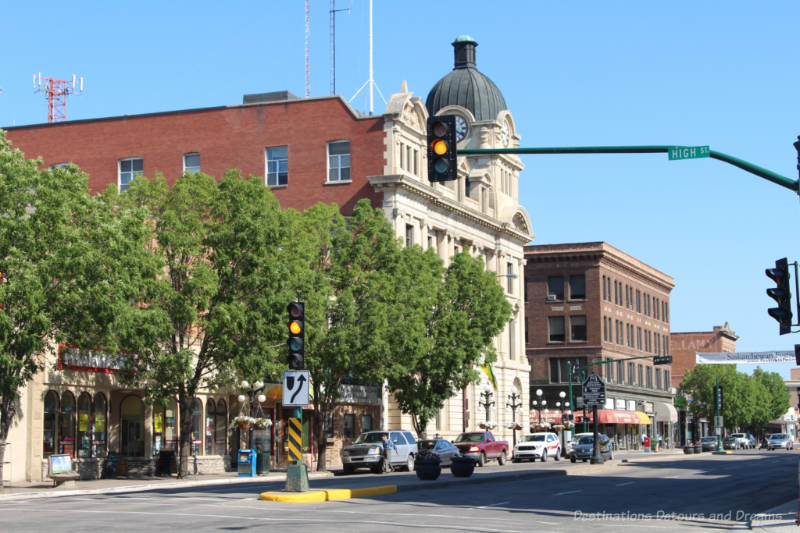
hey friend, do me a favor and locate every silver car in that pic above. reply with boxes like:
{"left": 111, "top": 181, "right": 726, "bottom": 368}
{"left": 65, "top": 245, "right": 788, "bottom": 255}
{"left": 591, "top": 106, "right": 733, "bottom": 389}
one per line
{"left": 341, "top": 430, "right": 418, "bottom": 473}
{"left": 767, "top": 433, "right": 794, "bottom": 451}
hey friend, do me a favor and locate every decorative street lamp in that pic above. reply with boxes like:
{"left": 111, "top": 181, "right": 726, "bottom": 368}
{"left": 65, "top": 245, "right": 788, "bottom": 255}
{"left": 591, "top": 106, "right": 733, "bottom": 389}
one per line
{"left": 479, "top": 390, "right": 495, "bottom": 426}
{"left": 237, "top": 380, "right": 266, "bottom": 449}
{"left": 558, "top": 390, "right": 567, "bottom": 457}
{"left": 506, "top": 392, "right": 522, "bottom": 448}
{"left": 534, "top": 388, "right": 543, "bottom": 425}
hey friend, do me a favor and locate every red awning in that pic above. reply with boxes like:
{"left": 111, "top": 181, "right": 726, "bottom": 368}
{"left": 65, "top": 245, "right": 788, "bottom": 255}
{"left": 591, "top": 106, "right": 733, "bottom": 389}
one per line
{"left": 575, "top": 409, "right": 642, "bottom": 425}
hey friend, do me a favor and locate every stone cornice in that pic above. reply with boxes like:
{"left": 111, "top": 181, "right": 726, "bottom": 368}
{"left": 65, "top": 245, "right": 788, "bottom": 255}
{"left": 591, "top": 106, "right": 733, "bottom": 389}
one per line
{"left": 368, "top": 173, "right": 533, "bottom": 245}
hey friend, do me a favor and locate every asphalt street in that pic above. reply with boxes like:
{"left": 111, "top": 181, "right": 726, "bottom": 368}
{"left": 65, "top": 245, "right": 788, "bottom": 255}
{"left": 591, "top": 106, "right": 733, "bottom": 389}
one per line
{"left": 0, "top": 450, "right": 797, "bottom": 532}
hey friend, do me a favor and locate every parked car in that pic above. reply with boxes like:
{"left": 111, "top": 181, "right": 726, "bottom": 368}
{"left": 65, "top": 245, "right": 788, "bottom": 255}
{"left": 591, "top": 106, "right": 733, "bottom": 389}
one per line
{"left": 512, "top": 432, "right": 561, "bottom": 462}
{"left": 722, "top": 436, "right": 738, "bottom": 450}
{"left": 767, "top": 433, "right": 795, "bottom": 451}
{"left": 341, "top": 430, "right": 418, "bottom": 473}
{"left": 453, "top": 431, "right": 509, "bottom": 466}
{"left": 569, "top": 433, "right": 614, "bottom": 462}
{"left": 417, "top": 438, "right": 460, "bottom": 466}
{"left": 730, "top": 433, "right": 751, "bottom": 449}
{"left": 700, "top": 436, "right": 719, "bottom": 451}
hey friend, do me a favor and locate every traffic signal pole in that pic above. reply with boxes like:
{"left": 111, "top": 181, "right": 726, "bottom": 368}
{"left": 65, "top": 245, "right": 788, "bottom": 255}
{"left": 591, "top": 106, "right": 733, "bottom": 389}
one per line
{"left": 460, "top": 140, "right": 800, "bottom": 195}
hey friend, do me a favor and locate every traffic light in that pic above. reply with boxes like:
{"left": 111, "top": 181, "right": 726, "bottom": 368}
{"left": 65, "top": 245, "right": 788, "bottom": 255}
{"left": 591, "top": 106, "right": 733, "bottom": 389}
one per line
{"left": 287, "top": 302, "right": 305, "bottom": 370}
{"left": 766, "top": 257, "right": 793, "bottom": 335}
{"left": 653, "top": 355, "right": 672, "bottom": 365}
{"left": 427, "top": 115, "right": 458, "bottom": 182}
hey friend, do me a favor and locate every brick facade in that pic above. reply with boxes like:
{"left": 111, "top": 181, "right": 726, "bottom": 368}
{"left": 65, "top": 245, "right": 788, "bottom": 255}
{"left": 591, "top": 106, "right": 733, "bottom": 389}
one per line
{"left": 669, "top": 324, "right": 738, "bottom": 389}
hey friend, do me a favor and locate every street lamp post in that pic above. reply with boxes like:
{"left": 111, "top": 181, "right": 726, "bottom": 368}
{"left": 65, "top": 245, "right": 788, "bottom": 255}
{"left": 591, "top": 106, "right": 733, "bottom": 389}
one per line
{"left": 558, "top": 390, "right": 567, "bottom": 457}
{"left": 534, "top": 389, "right": 543, "bottom": 425}
{"left": 237, "top": 380, "right": 265, "bottom": 450}
{"left": 479, "top": 390, "right": 495, "bottom": 426}
{"left": 507, "top": 392, "right": 522, "bottom": 448}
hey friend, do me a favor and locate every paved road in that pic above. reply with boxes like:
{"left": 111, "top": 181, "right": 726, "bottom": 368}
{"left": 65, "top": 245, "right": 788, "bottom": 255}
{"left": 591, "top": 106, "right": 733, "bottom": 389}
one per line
{"left": 0, "top": 450, "right": 797, "bottom": 532}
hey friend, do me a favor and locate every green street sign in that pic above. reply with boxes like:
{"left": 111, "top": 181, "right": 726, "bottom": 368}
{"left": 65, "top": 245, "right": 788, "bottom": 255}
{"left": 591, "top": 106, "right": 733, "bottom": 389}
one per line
{"left": 668, "top": 145, "right": 710, "bottom": 160}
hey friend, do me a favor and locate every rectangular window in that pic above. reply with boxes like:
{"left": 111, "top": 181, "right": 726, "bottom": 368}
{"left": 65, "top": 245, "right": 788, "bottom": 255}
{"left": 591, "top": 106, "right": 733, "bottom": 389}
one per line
{"left": 636, "top": 290, "right": 641, "bottom": 313}
{"left": 646, "top": 366, "right": 653, "bottom": 389}
{"left": 343, "top": 414, "right": 355, "bottom": 438}
{"left": 617, "top": 360, "right": 624, "bottom": 383}
{"left": 656, "top": 368, "right": 662, "bottom": 390}
{"left": 361, "top": 415, "right": 372, "bottom": 433}
{"left": 628, "top": 362, "right": 635, "bottom": 385}
{"left": 405, "top": 224, "right": 414, "bottom": 247}
{"left": 327, "top": 140, "right": 351, "bottom": 182}
{"left": 508, "top": 317, "right": 516, "bottom": 359}
{"left": 569, "top": 274, "right": 585, "bottom": 299}
{"left": 664, "top": 370, "right": 670, "bottom": 390}
{"left": 570, "top": 315, "right": 587, "bottom": 342}
{"left": 603, "top": 317, "right": 608, "bottom": 342}
{"left": 638, "top": 364, "right": 643, "bottom": 387}
{"left": 549, "top": 358, "right": 586, "bottom": 383}
{"left": 183, "top": 152, "right": 201, "bottom": 174}
{"left": 547, "top": 276, "right": 564, "bottom": 300}
{"left": 614, "top": 281, "right": 618, "bottom": 305}
{"left": 549, "top": 358, "right": 560, "bottom": 383}
{"left": 118, "top": 157, "right": 143, "bottom": 192}
{"left": 637, "top": 327, "right": 642, "bottom": 350}
{"left": 548, "top": 316, "right": 565, "bottom": 343}
{"left": 602, "top": 276, "right": 607, "bottom": 300}
{"left": 266, "top": 146, "right": 288, "bottom": 186}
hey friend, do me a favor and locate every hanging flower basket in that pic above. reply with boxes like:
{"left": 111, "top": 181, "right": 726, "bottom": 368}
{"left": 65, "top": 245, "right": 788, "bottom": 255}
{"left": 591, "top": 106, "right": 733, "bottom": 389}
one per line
{"left": 551, "top": 424, "right": 565, "bottom": 432}
{"left": 233, "top": 415, "right": 256, "bottom": 430}
{"left": 531, "top": 422, "right": 551, "bottom": 432}
{"left": 478, "top": 421, "right": 497, "bottom": 430}
{"left": 254, "top": 418, "right": 272, "bottom": 430}
{"left": 506, "top": 423, "right": 523, "bottom": 431}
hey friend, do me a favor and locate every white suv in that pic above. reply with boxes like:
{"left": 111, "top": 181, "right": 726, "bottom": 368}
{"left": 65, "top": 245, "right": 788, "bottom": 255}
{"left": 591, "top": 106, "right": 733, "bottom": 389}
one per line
{"left": 730, "top": 433, "right": 751, "bottom": 449}
{"left": 341, "top": 430, "right": 418, "bottom": 473}
{"left": 512, "top": 432, "right": 561, "bottom": 462}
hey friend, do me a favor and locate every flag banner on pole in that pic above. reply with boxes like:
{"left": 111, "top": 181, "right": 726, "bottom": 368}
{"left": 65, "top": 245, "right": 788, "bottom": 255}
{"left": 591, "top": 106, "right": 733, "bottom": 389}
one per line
{"left": 695, "top": 351, "right": 794, "bottom": 364}
{"left": 481, "top": 363, "right": 498, "bottom": 390}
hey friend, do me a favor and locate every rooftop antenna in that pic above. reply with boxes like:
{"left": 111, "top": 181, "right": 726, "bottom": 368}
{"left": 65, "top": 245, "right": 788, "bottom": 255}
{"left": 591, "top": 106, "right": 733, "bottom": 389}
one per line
{"left": 304, "top": 0, "right": 310, "bottom": 98}
{"left": 349, "top": 0, "right": 385, "bottom": 115}
{"left": 330, "top": 0, "right": 350, "bottom": 95}
{"left": 33, "top": 73, "right": 84, "bottom": 123}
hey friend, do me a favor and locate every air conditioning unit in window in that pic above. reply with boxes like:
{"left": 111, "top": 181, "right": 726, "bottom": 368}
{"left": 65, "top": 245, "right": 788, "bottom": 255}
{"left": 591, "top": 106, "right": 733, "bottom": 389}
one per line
{"left": 546, "top": 294, "right": 557, "bottom": 302}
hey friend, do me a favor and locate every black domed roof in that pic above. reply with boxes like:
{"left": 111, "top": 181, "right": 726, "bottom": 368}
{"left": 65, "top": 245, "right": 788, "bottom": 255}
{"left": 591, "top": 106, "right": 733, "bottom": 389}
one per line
{"left": 425, "top": 36, "right": 507, "bottom": 122}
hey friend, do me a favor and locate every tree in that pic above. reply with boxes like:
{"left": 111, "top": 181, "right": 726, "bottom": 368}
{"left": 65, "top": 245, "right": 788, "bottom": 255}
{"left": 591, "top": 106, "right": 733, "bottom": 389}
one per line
{"left": 116, "top": 171, "right": 291, "bottom": 477}
{"left": 751, "top": 367, "right": 790, "bottom": 428}
{"left": 286, "top": 199, "right": 401, "bottom": 470}
{"left": 0, "top": 132, "right": 153, "bottom": 486}
{"left": 386, "top": 250, "right": 512, "bottom": 438}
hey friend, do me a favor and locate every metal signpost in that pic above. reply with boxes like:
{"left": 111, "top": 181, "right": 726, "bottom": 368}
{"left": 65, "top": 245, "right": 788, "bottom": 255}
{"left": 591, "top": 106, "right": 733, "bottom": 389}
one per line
{"left": 283, "top": 370, "right": 310, "bottom": 492}
{"left": 582, "top": 374, "right": 606, "bottom": 464}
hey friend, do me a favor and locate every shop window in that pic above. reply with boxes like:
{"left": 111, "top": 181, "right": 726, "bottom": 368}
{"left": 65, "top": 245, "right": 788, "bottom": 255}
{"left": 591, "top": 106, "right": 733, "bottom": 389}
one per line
{"left": 343, "top": 413, "right": 355, "bottom": 438}
{"left": 153, "top": 401, "right": 177, "bottom": 455}
{"left": 361, "top": 415, "right": 372, "bottom": 433}
{"left": 215, "top": 400, "right": 227, "bottom": 455}
{"left": 93, "top": 393, "right": 107, "bottom": 458}
{"left": 60, "top": 391, "right": 76, "bottom": 456}
{"left": 77, "top": 392, "right": 92, "bottom": 458}
{"left": 43, "top": 391, "right": 58, "bottom": 457}
{"left": 190, "top": 398, "right": 202, "bottom": 456}
{"left": 205, "top": 399, "right": 216, "bottom": 455}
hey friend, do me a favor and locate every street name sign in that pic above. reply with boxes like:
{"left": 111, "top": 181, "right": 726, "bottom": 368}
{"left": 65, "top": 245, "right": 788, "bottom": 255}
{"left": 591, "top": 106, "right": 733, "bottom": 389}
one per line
{"left": 582, "top": 373, "right": 606, "bottom": 407}
{"left": 668, "top": 145, "right": 710, "bottom": 160}
{"left": 283, "top": 370, "right": 310, "bottom": 406}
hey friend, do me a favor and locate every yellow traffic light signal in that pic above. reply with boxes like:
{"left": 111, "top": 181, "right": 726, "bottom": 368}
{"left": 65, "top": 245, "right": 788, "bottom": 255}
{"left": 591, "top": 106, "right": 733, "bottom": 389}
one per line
{"left": 427, "top": 115, "right": 458, "bottom": 182}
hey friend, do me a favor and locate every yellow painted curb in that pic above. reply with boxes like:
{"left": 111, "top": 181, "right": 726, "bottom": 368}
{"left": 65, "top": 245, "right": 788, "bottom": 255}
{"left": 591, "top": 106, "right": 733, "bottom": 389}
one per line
{"left": 259, "top": 490, "right": 327, "bottom": 503}
{"left": 259, "top": 485, "right": 397, "bottom": 503}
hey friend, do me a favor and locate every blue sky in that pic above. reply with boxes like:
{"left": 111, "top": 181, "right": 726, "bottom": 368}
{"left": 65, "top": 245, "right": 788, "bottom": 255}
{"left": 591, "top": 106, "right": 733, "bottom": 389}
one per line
{"left": 2, "top": 1, "right": 799, "bottom": 378}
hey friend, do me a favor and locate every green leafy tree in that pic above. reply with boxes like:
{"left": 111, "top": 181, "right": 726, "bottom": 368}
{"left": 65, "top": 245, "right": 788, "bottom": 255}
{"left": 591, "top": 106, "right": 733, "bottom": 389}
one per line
{"left": 116, "top": 171, "right": 290, "bottom": 477}
{"left": 286, "top": 199, "right": 400, "bottom": 470}
{"left": 751, "top": 367, "right": 790, "bottom": 427}
{"left": 386, "top": 250, "right": 512, "bottom": 438}
{"left": 0, "top": 132, "right": 154, "bottom": 486}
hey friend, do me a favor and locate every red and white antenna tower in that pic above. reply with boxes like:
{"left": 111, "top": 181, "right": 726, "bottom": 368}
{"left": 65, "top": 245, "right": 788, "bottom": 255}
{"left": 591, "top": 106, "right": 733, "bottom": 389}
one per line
{"left": 304, "top": 0, "right": 310, "bottom": 98}
{"left": 33, "top": 73, "right": 84, "bottom": 123}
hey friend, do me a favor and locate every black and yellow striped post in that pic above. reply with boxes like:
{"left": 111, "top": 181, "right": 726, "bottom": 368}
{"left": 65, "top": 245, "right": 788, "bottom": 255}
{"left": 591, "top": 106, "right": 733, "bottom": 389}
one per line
{"left": 288, "top": 417, "right": 302, "bottom": 463}
{"left": 284, "top": 407, "right": 309, "bottom": 492}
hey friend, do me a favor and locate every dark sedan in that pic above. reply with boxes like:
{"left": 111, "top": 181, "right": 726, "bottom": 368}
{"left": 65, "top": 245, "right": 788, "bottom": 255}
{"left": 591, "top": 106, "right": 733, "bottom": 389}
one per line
{"left": 417, "top": 438, "right": 460, "bottom": 466}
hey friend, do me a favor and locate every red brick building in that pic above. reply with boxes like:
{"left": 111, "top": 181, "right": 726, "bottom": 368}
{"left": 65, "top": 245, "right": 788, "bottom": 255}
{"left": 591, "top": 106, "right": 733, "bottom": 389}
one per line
{"left": 670, "top": 323, "right": 738, "bottom": 389}
{"left": 525, "top": 242, "right": 676, "bottom": 450}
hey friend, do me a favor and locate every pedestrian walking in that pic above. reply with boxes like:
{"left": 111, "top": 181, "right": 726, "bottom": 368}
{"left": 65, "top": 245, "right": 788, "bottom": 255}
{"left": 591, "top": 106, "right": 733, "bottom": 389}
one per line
{"left": 380, "top": 434, "right": 396, "bottom": 473}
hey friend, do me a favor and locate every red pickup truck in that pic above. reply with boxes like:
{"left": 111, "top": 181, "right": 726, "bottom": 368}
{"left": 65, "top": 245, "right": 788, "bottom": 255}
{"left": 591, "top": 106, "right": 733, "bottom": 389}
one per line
{"left": 453, "top": 430, "right": 509, "bottom": 466}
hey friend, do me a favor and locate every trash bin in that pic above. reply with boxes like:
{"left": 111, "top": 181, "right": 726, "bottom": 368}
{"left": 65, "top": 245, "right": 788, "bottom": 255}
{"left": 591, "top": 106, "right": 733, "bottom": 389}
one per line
{"left": 256, "top": 450, "right": 270, "bottom": 475}
{"left": 237, "top": 449, "right": 256, "bottom": 477}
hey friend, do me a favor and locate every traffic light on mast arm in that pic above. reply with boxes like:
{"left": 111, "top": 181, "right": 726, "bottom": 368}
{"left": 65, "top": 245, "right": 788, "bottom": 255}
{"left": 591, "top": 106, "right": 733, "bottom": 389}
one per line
{"left": 765, "top": 257, "right": 793, "bottom": 335}
{"left": 287, "top": 302, "right": 305, "bottom": 370}
{"left": 427, "top": 115, "right": 458, "bottom": 182}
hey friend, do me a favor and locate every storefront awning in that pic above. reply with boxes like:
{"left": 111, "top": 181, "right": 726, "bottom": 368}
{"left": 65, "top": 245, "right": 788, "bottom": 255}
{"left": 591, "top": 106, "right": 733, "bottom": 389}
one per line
{"left": 635, "top": 411, "right": 651, "bottom": 425}
{"left": 576, "top": 409, "right": 643, "bottom": 425}
{"left": 654, "top": 401, "right": 678, "bottom": 422}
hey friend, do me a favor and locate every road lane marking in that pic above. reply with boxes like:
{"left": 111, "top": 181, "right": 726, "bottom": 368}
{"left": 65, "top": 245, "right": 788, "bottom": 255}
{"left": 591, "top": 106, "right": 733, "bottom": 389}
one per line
{"left": 476, "top": 501, "right": 511, "bottom": 508}
{"left": 553, "top": 489, "right": 582, "bottom": 496}
{"left": 615, "top": 481, "right": 635, "bottom": 486}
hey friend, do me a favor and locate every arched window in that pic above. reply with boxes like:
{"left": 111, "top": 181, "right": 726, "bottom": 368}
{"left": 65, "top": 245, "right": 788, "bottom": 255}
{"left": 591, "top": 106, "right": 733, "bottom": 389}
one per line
{"left": 205, "top": 399, "right": 216, "bottom": 455}
{"left": 77, "top": 392, "right": 92, "bottom": 458}
{"left": 59, "top": 391, "right": 76, "bottom": 456}
{"left": 190, "top": 398, "right": 202, "bottom": 456}
{"left": 43, "top": 391, "right": 59, "bottom": 457}
{"left": 93, "top": 393, "right": 107, "bottom": 457}
{"left": 214, "top": 400, "right": 227, "bottom": 455}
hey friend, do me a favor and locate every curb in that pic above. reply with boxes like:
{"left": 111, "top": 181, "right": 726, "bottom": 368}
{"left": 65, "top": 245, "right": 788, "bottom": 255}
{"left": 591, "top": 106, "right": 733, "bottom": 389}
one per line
{"left": 258, "top": 469, "right": 566, "bottom": 503}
